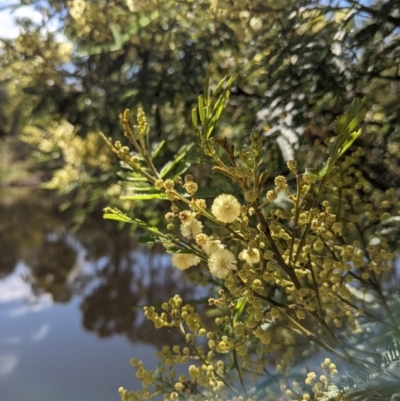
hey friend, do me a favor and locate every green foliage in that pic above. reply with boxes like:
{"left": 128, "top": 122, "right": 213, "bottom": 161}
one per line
{"left": 305, "top": 98, "right": 366, "bottom": 180}
{"left": 332, "top": 99, "right": 366, "bottom": 161}
{"left": 102, "top": 74, "right": 400, "bottom": 400}
{"left": 194, "top": 186, "right": 237, "bottom": 199}
{"left": 194, "top": 72, "right": 237, "bottom": 140}
{"left": 159, "top": 144, "right": 194, "bottom": 179}
{"left": 320, "top": 339, "right": 400, "bottom": 400}
{"left": 121, "top": 193, "right": 166, "bottom": 200}
{"left": 103, "top": 207, "right": 160, "bottom": 234}
{"left": 103, "top": 207, "right": 134, "bottom": 224}
{"left": 0, "top": 0, "right": 398, "bottom": 251}
{"left": 3, "top": 0, "right": 400, "bottom": 212}
{"left": 137, "top": 235, "right": 174, "bottom": 245}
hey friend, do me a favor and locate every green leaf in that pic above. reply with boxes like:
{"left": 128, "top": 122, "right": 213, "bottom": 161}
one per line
{"left": 198, "top": 95, "right": 206, "bottom": 125}
{"left": 119, "top": 161, "right": 135, "bottom": 171}
{"left": 337, "top": 129, "right": 362, "bottom": 158}
{"left": 211, "top": 76, "right": 228, "bottom": 101}
{"left": 160, "top": 143, "right": 194, "bottom": 178}
{"left": 204, "top": 219, "right": 221, "bottom": 229}
{"left": 109, "top": 23, "right": 122, "bottom": 49}
{"left": 118, "top": 172, "right": 148, "bottom": 182}
{"left": 233, "top": 297, "right": 247, "bottom": 324}
{"left": 151, "top": 140, "right": 165, "bottom": 159}
{"left": 195, "top": 186, "right": 233, "bottom": 199}
{"left": 103, "top": 208, "right": 133, "bottom": 223}
{"left": 120, "top": 88, "right": 139, "bottom": 99}
{"left": 203, "top": 66, "right": 212, "bottom": 102}
{"left": 167, "top": 247, "right": 197, "bottom": 254}
{"left": 333, "top": 98, "right": 366, "bottom": 138}
{"left": 103, "top": 214, "right": 132, "bottom": 223}
{"left": 206, "top": 75, "right": 236, "bottom": 138}
{"left": 325, "top": 99, "right": 366, "bottom": 168}
{"left": 327, "top": 138, "right": 338, "bottom": 157}
{"left": 138, "top": 235, "right": 174, "bottom": 244}
{"left": 170, "top": 162, "right": 191, "bottom": 181}
{"left": 191, "top": 108, "right": 198, "bottom": 128}
{"left": 304, "top": 168, "right": 320, "bottom": 179}
{"left": 305, "top": 163, "right": 327, "bottom": 179}
{"left": 138, "top": 11, "right": 159, "bottom": 28}
{"left": 213, "top": 90, "right": 230, "bottom": 118}
{"left": 103, "top": 207, "right": 160, "bottom": 232}
{"left": 131, "top": 217, "right": 158, "bottom": 231}
{"left": 225, "top": 74, "right": 237, "bottom": 89}
{"left": 121, "top": 185, "right": 156, "bottom": 192}
{"left": 121, "top": 193, "right": 166, "bottom": 200}
{"left": 123, "top": 179, "right": 154, "bottom": 188}
{"left": 346, "top": 116, "right": 361, "bottom": 135}
{"left": 207, "top": 93, "right": 230, "bottom": 138}
{"left": 163, "top": 246, "right": 180, "bottom": 253}
{"left": 333, "top": 114, "right": 346, "bottom": 136}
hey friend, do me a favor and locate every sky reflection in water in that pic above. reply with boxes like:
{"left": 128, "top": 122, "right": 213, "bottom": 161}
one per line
{"left": 0, "top": 190, "right": 208, "bottom": 401}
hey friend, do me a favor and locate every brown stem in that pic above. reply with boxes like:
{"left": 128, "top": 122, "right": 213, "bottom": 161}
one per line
{"left": 310, "top": 311, "right": 352, "bottom": 361}
{"left": 308, "top": 261, "right": 323, "bottom": 317}
{"left": 232, "top": 349, "right": 249, "bottom": 400}
{"left": 280, "top": 310, "right": 349, "bottom": 362}
{"left": 253, "top": 201, "right": 301, "bottom": 288}
{"left": 289, "top": 174, "right": 302, "bottom": 267}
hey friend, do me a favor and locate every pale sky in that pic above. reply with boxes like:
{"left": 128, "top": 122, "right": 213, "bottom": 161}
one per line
{"left": 0, "top": 2, "right": 52, "bottom": 39}
{"left": 0, "top": 2, "right": 20, "bottom": 39}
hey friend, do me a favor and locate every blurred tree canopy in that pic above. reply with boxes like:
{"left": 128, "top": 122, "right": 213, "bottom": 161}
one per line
{"left": 1, "top": 0, "right": 399, "bottom": 198}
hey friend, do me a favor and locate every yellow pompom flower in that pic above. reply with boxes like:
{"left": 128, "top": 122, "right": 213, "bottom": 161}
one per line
{"left": 180, "top": 219, "right": 203, "bottom": 239}
{"left": 208, "top": 249, "right": 237, "bottom": 279}
{"left": 202, "top": 238, "right": 225, "bottom": 256}
{"left": 239, "top": 248, "right": 260, "bottom": 264}
{"left": 211, "top": 194, "right": 241, "bottom": 223}
{"left": 171, "top": 253, "right": 201, "bottom": 270}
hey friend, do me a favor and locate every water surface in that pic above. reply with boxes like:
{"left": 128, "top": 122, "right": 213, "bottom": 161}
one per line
{"left": 0, "top": 189, "right": 207, "bottom": 401}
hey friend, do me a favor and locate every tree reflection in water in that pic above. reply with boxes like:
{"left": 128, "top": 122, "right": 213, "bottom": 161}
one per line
{"left": 0, "top": 189, "right": 208, "bottom": 348}
{"left": 29, "top": 237, "right": 77, "bottom": 303}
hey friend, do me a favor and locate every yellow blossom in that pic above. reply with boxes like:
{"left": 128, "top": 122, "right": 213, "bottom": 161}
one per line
{"left": 202, "top": 238, "right": 225, "bottom": 256}
{"left": 211, "top": 194, "right": 241, "bottom": 223}
{"left": 180, "top": 219, "right": 203, "bottom": 238}
{"left": 208, "top": 249, "right": 237, "bottom": 279}
{"left": 266, "top": 190, "right": 277, "bottom": 202}
{"left": 178, "top": 210, "right": 194, "bottom": 224}
{"left": 171, "top": 253, "right": 201, "bottom": 270}
{"left": 185, "top": 181, "right": 198, "bottom": 194}
{"left": 239, "top": 248, "right": 260, "bottom": 264}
